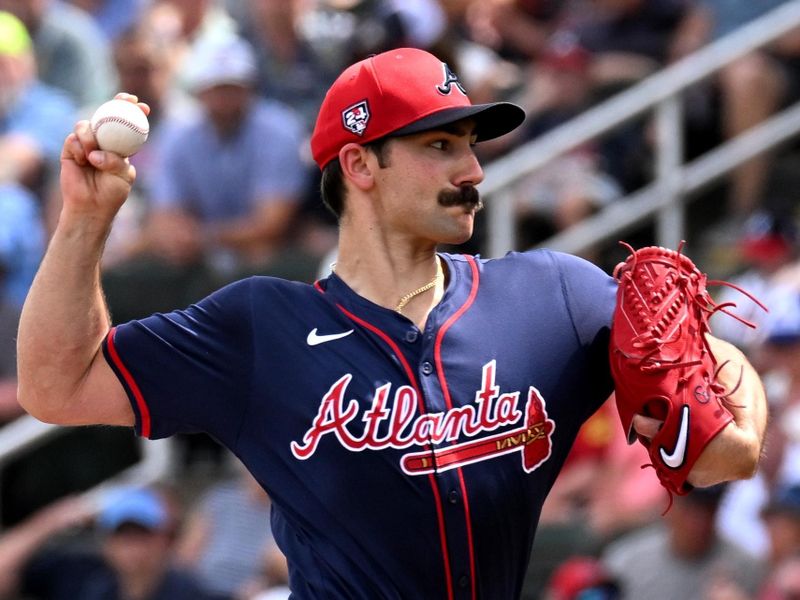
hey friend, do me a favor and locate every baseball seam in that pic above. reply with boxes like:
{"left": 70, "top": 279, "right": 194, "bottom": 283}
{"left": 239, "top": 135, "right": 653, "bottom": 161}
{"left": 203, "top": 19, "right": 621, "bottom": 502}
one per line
{"left": 92, "top": 115, "right": 149, "bottom": 137}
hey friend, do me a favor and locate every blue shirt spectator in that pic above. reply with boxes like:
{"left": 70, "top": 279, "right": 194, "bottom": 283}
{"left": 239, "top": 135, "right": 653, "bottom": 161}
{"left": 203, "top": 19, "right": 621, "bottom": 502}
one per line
{"left": 147, "top": 36, "right": 308, "bottom": 272}
{"left": 66, "top": 0, "right": 150, "bottom": 43}
{"left": 4, "top": 0, "right": 116, "bottom": 107}
{"left": 151, "top": 99, "right": 307, "bottom": 223}
{"left": 0, "top": 183, "right": 45, "bottom": 308}
{"left": 1, "top": 81, "right": 76, "bottom": 164}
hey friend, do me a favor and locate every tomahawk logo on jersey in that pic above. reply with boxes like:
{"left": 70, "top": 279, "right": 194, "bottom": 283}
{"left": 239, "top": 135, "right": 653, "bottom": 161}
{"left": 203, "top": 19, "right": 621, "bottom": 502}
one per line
{"left": 103, "top": 250, "right": 617, "bottom": 600}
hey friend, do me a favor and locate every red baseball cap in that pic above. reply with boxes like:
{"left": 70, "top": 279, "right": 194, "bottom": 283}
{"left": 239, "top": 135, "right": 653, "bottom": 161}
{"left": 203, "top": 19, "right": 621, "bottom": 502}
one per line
{"left": 310, "top": 47, "right": 526, "bottom": 169}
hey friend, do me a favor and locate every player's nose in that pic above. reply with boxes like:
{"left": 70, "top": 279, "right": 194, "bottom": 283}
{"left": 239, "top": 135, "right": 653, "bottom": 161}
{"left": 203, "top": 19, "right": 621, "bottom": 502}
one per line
{"left": 453, "top": 148, "right": 484, "bottom": 188}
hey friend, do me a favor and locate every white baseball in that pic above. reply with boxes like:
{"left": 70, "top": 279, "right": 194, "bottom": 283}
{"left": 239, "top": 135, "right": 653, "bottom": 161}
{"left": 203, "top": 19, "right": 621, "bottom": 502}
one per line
{"left": 90, "top": 99, "right": 149, "bottom": 157}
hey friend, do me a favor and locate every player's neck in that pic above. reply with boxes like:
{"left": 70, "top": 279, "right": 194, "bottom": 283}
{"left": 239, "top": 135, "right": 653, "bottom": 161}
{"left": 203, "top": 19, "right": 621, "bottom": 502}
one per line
{"left": 335, "top": 229, "right": 447, "bottom": 328}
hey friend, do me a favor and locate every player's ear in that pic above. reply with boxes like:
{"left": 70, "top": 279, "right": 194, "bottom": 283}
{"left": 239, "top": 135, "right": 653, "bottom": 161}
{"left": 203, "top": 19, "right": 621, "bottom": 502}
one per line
{"left": 339, "top": 143, "right": 375, "bottom": 192}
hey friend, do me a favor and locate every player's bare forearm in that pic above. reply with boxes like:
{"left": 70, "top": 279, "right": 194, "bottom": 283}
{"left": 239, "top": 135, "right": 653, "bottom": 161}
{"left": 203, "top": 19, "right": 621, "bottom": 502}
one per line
{"left": 17, "top": 223, "right": 112, "bottom": 422}
{"left": 16, "top": 96, "right": 145, "bottom": 427}
{"left": 687, "top": 335, "right": 767, "bottom": 487}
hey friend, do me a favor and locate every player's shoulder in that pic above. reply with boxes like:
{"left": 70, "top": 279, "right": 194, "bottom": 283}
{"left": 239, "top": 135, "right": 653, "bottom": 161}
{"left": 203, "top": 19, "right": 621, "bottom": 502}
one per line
{"left": 232, "top": 275, "right": 320, "bottom": 298}
{"left": 463, "top": 248, "right": 607, "bottom": 278}
{"left": 204, "top": 276, "right": 321, "bottom": 311}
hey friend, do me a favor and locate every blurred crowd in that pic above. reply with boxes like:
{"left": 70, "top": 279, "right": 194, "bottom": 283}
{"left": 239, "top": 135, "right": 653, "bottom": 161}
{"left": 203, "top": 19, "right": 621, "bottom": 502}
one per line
{"left": 1, "top": 0, "right": 800, "bottom": 598}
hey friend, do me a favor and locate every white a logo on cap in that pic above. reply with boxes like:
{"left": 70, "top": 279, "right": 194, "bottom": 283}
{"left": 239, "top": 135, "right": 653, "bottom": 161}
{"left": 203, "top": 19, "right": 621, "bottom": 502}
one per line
{"left": 436, "top": 63, "right": 466, "bottom": 96}
{"left": 342, "top": 100, "right": 370, "bottom": 136}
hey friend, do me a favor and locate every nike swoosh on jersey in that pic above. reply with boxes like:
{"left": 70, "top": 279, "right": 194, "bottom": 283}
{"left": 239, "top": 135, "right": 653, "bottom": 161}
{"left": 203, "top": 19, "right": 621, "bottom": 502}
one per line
{"left": 306, "top": 328, "right": 354, "bottom": 346}
{"left": 659, "top": 404, "right": 690, "bottom": 469}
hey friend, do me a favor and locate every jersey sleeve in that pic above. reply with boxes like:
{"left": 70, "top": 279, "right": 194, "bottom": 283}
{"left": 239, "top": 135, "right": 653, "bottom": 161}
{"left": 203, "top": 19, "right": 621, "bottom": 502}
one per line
{"left": 102, "top": 278, "right": 255, "bottom": 444}
{"left": 549, "top": 251, "right": 618, "bottom": 411}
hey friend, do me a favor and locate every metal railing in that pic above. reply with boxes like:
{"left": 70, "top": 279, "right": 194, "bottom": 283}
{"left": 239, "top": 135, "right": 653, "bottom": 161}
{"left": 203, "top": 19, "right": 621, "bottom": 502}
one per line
{"left": 0, "top": 414, "right": 174, "bottom": 509}
{"left": 482, "top": 0, "right": 800, "bottom": 258}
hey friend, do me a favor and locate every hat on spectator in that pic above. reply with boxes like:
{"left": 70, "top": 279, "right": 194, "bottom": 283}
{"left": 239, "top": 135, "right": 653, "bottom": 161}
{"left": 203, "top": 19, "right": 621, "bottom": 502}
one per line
{"left": 0, "top": 11, "right": 31, "bottom": 57}
{"left": 185, "top": 36, "right": 257, "bottom": 93}
{"left": 739, "top": 211, "right": 797, "bottom": 264}
{"left": 764, "top": 291, "right": 800, "bottom": 346}
{"left": 763, "top": 484, "right": 800, "bottom": 518}
{"left": 98, "top": 487, "right": 168, "bottom": 532}
{"left": 310, "top": 47, "right": 526, "bottom": 169}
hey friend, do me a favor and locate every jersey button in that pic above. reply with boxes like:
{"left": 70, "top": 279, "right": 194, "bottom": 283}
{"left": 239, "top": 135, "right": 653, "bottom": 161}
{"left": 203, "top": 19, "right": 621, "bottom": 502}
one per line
{"left": 448, "top": 490, "right": 459, "bottom": 504}
{"left": 421, "top": 361, "right": 433, "bottom": 375}
{"left": 458, "top": 574, "right": 469, "bottom": 588}
{"left": 405, "top": 330, "right": 419, "bottom": 343}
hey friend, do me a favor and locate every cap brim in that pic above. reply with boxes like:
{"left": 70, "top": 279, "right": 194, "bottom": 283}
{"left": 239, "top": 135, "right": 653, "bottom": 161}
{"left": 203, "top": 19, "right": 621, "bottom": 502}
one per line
{"left": 391, "top": 102, "right": 525, "bottom": 142}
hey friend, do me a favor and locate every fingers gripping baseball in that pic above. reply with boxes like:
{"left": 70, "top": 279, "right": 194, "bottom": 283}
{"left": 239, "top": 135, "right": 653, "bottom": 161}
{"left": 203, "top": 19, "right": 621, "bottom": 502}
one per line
{"left": 60, "top": 94, "right": 149, "bottom": 226}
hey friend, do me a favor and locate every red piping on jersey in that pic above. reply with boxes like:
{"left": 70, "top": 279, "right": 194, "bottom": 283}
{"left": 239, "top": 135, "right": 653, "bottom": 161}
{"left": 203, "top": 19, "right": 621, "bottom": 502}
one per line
{"left": 334, "top": 303, "right": 455, "bottom": 600}
{"left": 105, "top": 327, "right": 152, "bottom": 438}
{"left": 434, "top": 254, "right": 480, "bottom": 600}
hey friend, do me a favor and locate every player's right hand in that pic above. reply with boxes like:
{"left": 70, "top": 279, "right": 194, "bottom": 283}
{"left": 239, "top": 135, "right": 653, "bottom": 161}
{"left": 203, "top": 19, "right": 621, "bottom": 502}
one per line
{"left": 59, "top": 93, "right": 150, "bottom": 230}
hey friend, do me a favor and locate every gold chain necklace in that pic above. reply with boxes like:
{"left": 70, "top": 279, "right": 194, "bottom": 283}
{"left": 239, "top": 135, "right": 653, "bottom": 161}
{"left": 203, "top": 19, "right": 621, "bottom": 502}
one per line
{"left": 331, "top": 259, "right": 443, "bottom": 314}
{"left": 395, "top": 258, "right": 443, "bottom": 314}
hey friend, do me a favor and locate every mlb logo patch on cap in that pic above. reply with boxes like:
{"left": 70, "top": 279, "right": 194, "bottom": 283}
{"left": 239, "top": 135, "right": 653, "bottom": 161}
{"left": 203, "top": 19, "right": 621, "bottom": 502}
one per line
{"left": 342, "top": 100, "right": 370, "bottom": 136}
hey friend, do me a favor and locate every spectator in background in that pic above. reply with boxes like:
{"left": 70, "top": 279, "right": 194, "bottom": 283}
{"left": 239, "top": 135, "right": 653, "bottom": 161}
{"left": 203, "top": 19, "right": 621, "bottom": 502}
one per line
{"left": 0, "top": 487, "right": 219, "bottom": 600}
{"left": 718, "top": 291, "right": 800, "bottom": 560}
{"left": 470, "top": 0, "right": 569, "bottom": 64}
{"left": 602, "top": 485, "right": 765, "bottom": 600}
{"left": 148, "top": 34, "right": 310, "bottom": 283}
{"left": 759, "top": 553, "right": 800, "bottom": 600}
{"left": 231, "top": 0, "right": 338, "bottom": 130}
{"left": 141, "top": 0, "right": 239, "bottom": 93}
{"left": 542, "top": 556, "right": 620, "bottom": 600}
{"left": 245, "top": 544, "right": 290, "bottom": 600}
{"left": 0, "top": 182, "right": 44, "bottom": 424}
{"left": 295, "top": 0, "right": 410, "bottom": 74}
{"left": 672, "top": 0, "right": 800, "bottom": 220}
{"left": 561, "top": 0, "right": 693, "bottom": 195}
{"left": 0, "top": 183, "right": 45, "bottom": 309}
{"left": 706, "top": 485, "right": 800, "bottom": 600}
{"left": 522, "top": 398, "right": 663, "bottom": 599}
{"left": 711, "top": 210, "right": 799, "bottom": 355}
{"left": 0, "top": 0, "right": 115, "bottom": 107}
{"left": 176, "top": 464, "right": 280, "bottom": 599}
{"left": 66, "top": 0, "right": 150, "bottom": 43}
{"left": 0, "top": 10, "right": 75, "bottom": 193}
{"left": 102, "top": 34, "right": 310, "bottom": 325}
{"left": 762, "top": 486, "right": 800, "bottom": 570}
{"left": 572, "top": 0, "right": 691, "bottom": 94}
{"left": 512, "top": 35, "right": 623, "bottom": 247}
{"left": 94, "top": 24, "right": 197, "bottom": 267}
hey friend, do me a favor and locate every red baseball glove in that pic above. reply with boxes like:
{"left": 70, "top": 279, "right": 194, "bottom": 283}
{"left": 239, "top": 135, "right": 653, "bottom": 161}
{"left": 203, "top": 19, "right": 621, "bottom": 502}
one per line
{"left": 609, "top": 243, "right": 763, "bottom": 496}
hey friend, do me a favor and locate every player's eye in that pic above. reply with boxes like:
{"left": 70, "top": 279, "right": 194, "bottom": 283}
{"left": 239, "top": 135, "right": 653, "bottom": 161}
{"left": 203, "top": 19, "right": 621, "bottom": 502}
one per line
{"left": 430, "top": 140, "right": 449, "bottom": 151}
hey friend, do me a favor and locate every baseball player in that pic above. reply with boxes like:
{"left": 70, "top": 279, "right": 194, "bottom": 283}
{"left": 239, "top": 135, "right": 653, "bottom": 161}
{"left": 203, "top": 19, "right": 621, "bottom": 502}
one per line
{"left": 17, "top": 48, "right": 766, "bottom": 599}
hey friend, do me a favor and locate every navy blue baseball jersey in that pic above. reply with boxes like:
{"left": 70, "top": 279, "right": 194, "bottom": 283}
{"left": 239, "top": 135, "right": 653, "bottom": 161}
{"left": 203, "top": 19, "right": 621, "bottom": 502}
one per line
{"left": 103, "top": 249, "right": 617, "bottom": 600}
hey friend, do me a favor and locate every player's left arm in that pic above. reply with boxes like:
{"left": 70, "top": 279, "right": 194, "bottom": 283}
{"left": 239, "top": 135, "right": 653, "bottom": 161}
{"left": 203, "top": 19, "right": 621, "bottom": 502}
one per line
{"left": 632, "top": 334, "right": 767, "bottom": 487}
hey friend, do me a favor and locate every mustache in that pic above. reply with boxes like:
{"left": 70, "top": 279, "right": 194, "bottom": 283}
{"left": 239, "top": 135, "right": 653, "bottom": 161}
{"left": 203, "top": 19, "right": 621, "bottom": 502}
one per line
{"left": 437, "top": 186, "right": 483, "bottom": 211}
